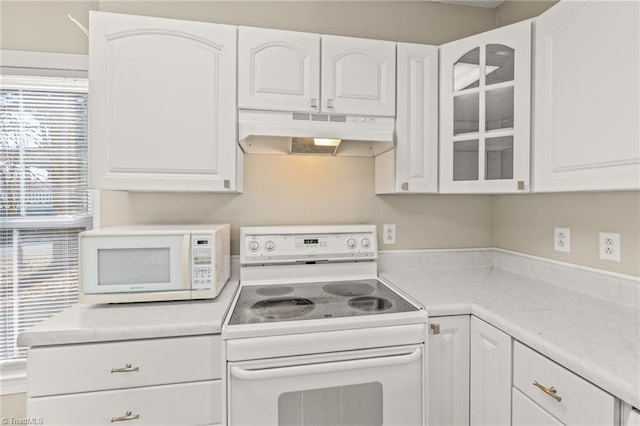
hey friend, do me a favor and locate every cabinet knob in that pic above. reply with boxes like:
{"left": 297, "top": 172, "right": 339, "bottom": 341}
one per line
{"left": 430, "top": 323, "right": 440, "bottom": 334}
{"left": 533, "top": 381, "right": 562, "bottom": 402}
{"left": 111, "top": 411, "right": 140, "bottom": 423}
{"left": 327, "top": 99, "right": 334, "bottom": 109}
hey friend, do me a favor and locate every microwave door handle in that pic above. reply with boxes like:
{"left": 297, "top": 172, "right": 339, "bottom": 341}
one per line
{"left": 230, "top": 348, "right": 421, "bottom": 381}
{"left": 182, "top": 234, "right": 191, "bottom": 289}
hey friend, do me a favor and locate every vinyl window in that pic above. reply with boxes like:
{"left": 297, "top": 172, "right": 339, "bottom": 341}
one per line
{"left": 1, "top": 74, "right": 91, "bottom": 363}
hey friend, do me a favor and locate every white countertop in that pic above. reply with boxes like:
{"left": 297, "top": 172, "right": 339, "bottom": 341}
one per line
{"left": 17, "top": 279, "right": 239, "bottom": 348}
{"left": 17, "top": 250, "right": 640, "bottom": 408}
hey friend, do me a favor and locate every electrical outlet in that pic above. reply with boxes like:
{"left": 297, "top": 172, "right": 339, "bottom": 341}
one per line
{"left": 599, "top": 232, "right": 621, "bottom": 262}
{"left": 554, "top": 227, "right": 570, "bottom": 253}
{"left": 383, "top": 224, "right": 396, "bottom": 245}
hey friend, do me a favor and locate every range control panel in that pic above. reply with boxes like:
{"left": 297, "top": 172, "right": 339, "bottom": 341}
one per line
{"left": 191, "top": 235, "right": 214, "bottom": 290}
{"left": 241, "top": 225, "right": 377, "bottom": 264}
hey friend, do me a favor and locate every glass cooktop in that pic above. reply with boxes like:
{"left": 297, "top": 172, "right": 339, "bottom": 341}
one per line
{"left": 228, "top": 278, "right": 418, "bottom": 325}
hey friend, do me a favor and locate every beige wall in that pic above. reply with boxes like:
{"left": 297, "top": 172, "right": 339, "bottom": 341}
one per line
{"left": 100, "top": 156, "right": 495, "bottom": 254}
{"left": 494, "top": 192, "right": 640, "bottom": 276}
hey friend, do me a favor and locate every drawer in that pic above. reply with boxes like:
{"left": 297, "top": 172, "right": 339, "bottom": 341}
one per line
{"left": 28, "top": 379, "right": 221, "bottom": 425}
{"left": 513, "top": 387, "right": 562, "bottom": 426}
{"left": 513, "top": 341, "right": 615, "bottom": 425}
{"left": 28, "top": 335, "right": 221, "bottom": 397}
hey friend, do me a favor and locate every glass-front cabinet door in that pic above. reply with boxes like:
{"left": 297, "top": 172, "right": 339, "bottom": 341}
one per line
{"left": 440, "top": 20, "right": 531, "bottom": 193}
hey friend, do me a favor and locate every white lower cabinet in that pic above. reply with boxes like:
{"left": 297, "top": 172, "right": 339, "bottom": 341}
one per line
{"left": 28, "top": 380, "right": 221, "bottom": 426}
{"left": 512, "top": 387, "right": 562, "bottom": 426}
{"left": 26, "top": 335, "right": 221, "bottom": 426}
{"left": 470, "top": 316, "right": 512, "bottom": 426}
{"left": 513, "top": 341, "right": 616, "bottom": 425}
{"left": 427, "top": 315, "right": 470, "bottom": 426}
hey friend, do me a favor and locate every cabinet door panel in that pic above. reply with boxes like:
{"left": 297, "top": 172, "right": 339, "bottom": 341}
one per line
{"left": 428, "top": 316, "right": 470, "bottom": 426}
{"left": 533, "top": 1, "right": 640, "bottom": 191}
{"left": 470, "top": 316, "right": 512, "bottom": 426}
{"left": 322, "top": 35, "right": 396, "bottom": 116}
{"left": 440, "top": 20, "right": 531, "bottom": 193}
{"left": 89, "top": 12, "right": 238, "bottom": 192}
{"left": 238, "top": 27, "right": 320, "bottom": 112}
{"left": 395, "top": 43, "right": 438, "bottom": 193}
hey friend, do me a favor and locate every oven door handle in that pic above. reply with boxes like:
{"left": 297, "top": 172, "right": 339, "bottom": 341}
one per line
{"left": 230, "top": 347, "right": 421, "bottom": 381}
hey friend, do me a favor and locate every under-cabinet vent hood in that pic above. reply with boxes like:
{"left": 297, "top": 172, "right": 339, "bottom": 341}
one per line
{"left": 238, "top": 110, "right": 395, "bottom": 157}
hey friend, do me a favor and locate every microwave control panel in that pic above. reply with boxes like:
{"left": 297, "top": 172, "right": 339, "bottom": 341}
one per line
{"left": 192, "top": 235, "right": 214, "bottom": 290}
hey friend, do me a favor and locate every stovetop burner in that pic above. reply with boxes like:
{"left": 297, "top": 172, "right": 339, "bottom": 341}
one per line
{"left": 323, "top": 281, "right": 375, "bottom": 297}
{"left": 228, "top": 278, "right": 418, "bottom": 325}
{"left": 348, "top": 296, "right": 392, "bottom": 312}
{"left": 251, "top": 297, "right": 315, "bottom": 320}
{"left": 255, "top": 285, "right": 294, "bottom": 297}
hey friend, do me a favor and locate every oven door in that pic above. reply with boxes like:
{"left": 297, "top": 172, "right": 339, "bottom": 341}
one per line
{"left": 227, "top": 344, "right": 424, "bottom": 426}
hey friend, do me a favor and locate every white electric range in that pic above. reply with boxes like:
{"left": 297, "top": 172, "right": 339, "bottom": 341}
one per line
{"left": 222, "top": 225, "right": 428, "bottom": 426}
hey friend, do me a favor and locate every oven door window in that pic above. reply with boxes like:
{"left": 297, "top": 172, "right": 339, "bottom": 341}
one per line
{"left": 279, "top": 382, "right": 382, "bottom": 426}
{"left": 228, "top": 345, "right": 423, "bottom": 425}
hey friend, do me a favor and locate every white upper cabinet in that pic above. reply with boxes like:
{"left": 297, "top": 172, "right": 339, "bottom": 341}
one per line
{"left": 89, "top": 12, "right": 241, "bottom": 192}
{"left": 238, "top": 28, "right": 396, "bottom": 116}
{"left": 532, "top": 0, "right": 640, "bottom": 192}
{"left": 440, "top": 20, "right": 532, "bottom": 193}
{"left": 321, "top": 35, "right": 396, "bottom": 116}
{"left": 238, "top": 27, "right": 320, "bottom": 112}
{"left": 375, "top": 43, "right": 438, "bottom": 194}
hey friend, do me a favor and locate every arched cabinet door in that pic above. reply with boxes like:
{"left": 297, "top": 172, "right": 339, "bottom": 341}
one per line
{"left": 440, "top": 20, "right": 531, "bottom": 194}
{"left": 238, "top": 27, "right": 321, "bottom": 112}
{"left": 533, "top": 0, "right": 640, "bottom": 191}
{"left": 321, "top": 35, "right": 396, "bottom": 117}
{"left": 89, "top": 12, "right": 240, "bottom": 192}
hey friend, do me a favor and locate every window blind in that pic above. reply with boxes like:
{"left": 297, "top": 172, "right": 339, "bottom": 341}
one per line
{"left": 0, "top": 75, "right": 90, "bottom": 361}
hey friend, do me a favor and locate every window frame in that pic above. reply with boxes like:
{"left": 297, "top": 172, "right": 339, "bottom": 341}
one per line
{"left": 0, "top": 49, "right": 94, "bottom": 395}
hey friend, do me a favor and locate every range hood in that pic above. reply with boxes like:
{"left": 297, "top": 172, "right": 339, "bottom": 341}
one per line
{"left": 238, "top": 110, "right": 395, "bottom": 157}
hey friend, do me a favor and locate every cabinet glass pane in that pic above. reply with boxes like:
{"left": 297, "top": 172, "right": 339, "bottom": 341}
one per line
{"left": 453, "top": 140, "right": 479, "bottom": 181}
{"left": 486, "top": 44, "right": 514, "bottom": 86}
{"left": 486, "top": 86, "right": 514, "bottom": 131}
{"left": 454, "top": 93, "right": 479, "bottom": 135}
{"left": 485, "top": 136, "right": 513, "bottom": 180}
{"left": 279, "top": 382, "right": 382, "bottom": 426}
{"left": 454, "top": 48, "right": 480, "bottom": 91}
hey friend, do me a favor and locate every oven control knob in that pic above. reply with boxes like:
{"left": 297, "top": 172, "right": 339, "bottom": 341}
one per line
{"left": 264, "top": 240, "right": 276, "bottom": 252}
{"left": 361, "top": 237, "right": 370, "bottom": 248}
{"left": 248, "top": 240, "right": 260, "bottom": 252}
{"left": 346, "top": 238, "right": 357, "bottom": 249}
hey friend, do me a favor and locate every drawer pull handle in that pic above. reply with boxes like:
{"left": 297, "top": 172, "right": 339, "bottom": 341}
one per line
{"left": 111, "top": 364, "right": 139, "bottom": 373}
{"left": 533, "top": 381, "right": 562, "bottom": 402}
{"left": 111, "top": 411, "right": 139, "bottom": 422}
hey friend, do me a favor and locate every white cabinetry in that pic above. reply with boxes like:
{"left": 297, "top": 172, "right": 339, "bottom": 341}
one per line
{"left": 375, "top": 43, "right": 438, "bottom": 194}
{"left": 440, "top": 20, "right": 531, "bottom": 193}
{"left": 427, "top": 315, "right": 470, "bottom": 426}
{"left": 512, "top": 341, "right": 616, "bottom": 425}
{"left": 322, "top": 35, "right": 396, "bottom": 116}
{"left": 27, "top": 335, "right": 222, "bottom": 425}
{"left": 238, "top": 27, "right": 320, "bottom": 112}
{"left": 89, "top": 11, "right": 242, "bottom": 192}
{"left": 532, "top": 0, "right": 640, "bottom": 191}
{"left": 238, "top": 27, "right": 396, "bottom": 116}
{"left": 470, "top": 316, "right": 512, "bottom": 425}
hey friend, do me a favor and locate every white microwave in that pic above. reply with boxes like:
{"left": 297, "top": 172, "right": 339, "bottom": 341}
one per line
{"left": 79, "top": 224, "right": 230, "bottom": 304}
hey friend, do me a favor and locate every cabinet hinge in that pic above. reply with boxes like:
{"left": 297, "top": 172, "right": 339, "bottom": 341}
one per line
{"left": 517, "top": 181, "right": 525, "bottom": 190}
{"left": 224, "top": 179, "right": 231, "bottom": 189}
{"left": 430, "top": 323, "right": 440, "bottom": 334}
{"left": 401, "top": 182, "right": 409, "bottom": 191}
